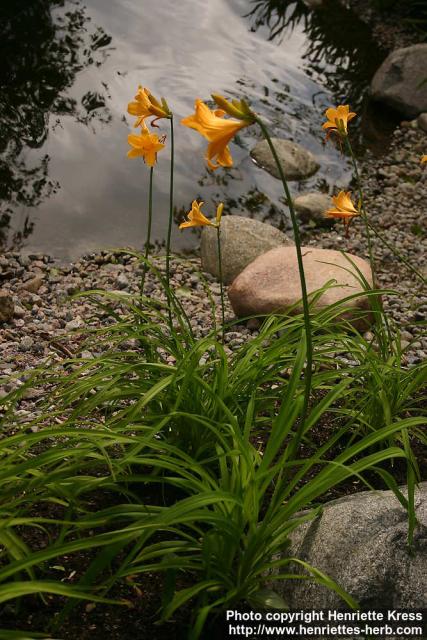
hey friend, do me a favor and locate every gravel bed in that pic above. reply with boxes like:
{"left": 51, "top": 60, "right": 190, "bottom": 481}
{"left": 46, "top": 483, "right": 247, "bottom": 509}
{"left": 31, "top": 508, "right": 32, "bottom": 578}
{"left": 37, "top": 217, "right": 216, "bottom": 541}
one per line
{"left": 0, "top": 123, "right": 426, "bottom": 423}
{"left": 347, "top": 0, "right": 421, "bottom": 51}
{"left": 0, "top": 252, "right": 243, "bottom": 422}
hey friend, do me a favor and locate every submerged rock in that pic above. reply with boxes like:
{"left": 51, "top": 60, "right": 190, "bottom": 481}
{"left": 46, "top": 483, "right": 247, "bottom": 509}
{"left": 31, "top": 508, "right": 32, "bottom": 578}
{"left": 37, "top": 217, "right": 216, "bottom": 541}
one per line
{"left": 228, "top": 246, "right": 374, "bottom": 327}
{"left": 276, "top": 483, "right": 427, "bottom": 609}
{"left": 293, "top": 192, "right": 332, "bottom": 223}
{"left": 201, "top": 215, "right": 293, "bottom": 285}
{"left": 250, "top": 139, "right": 319, "bottom": 181}
{"left": 371, "top": 44, "right": 427, "bottom": 118}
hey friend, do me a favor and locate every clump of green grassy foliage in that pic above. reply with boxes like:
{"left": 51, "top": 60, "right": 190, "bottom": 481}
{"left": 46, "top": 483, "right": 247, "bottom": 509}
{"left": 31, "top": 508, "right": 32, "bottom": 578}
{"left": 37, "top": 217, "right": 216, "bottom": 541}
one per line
{"left": 0, "top": 270, "right": 425, "bottom": 638}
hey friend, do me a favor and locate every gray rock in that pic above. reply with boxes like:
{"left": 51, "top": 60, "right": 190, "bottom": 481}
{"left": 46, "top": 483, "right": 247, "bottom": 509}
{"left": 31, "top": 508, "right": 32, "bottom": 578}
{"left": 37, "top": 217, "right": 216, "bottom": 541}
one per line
{"left": 20, "top": 336, "right": 34, "bottom": 351}
{"left": 417, "top": 112, "right": 427, "bottom": 132}
{"left": 275, "top": 483, "right": 427, "bottom": 609}
{"left": 293, "top": 192, "right": 332, "bottom": 223}
{"left": 201, "top": 216, "right": 293, "bottom": 285}
{"left": 13, "top": 305, "right": 26, "bottom": 319}
{"left": 250, "top": 139, "right": 320, "bottom": 181}
{"left": 0, "top": 291, "right": 14, "bottom": 323}
{"left": 18, "top": 255, "right": 30, "bottom": 267}
{"left": 65, "top": 317, "right": 83, "bottom": 331}
{"left": 371, "top": 44, "right": 427, "bottom": 118}
{"left": 116, "top": 274, "right": 130, "bottom": 290}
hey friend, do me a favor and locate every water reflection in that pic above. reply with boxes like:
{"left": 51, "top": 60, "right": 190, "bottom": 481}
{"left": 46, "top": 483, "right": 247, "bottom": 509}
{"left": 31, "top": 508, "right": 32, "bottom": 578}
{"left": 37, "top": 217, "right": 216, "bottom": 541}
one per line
{"left": 0, "top": 0, "right": 388, "bottom": 258}
{"left": 247, "top": 0, "right": 385, "bottom": 112}
{"left": 0, "top": 0, "right": 112, "bottom": 247}
{"left": 247, "top": 0, "right": 309, "bottom": 40}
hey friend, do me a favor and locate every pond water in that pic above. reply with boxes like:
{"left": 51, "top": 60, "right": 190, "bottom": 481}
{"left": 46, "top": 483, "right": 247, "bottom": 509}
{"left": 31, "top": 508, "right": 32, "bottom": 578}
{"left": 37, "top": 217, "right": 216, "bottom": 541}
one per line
{"left": 1, "top": 0, "right": 389, "bottom": 260}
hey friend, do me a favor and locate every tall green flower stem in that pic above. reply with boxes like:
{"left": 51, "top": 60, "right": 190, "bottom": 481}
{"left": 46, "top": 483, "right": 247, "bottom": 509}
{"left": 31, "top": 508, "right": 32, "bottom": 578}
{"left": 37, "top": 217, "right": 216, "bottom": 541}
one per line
{"left": 343, "top": 135, "right": 391, "bottom": 345}
{"left": 165, "top": 116, "right": 175, "bottom": 331}
{"left": 255, "top": 115, "right": 312, "bottom": 441}
{"left": 345, "top": 135, "right": 426, "bottom": 301}
{"left": 344, "top": 136, "right": 376, "bottom": 279}
{"left": 216, "top": 225, "right": 225, "bottom": 343}
{"left": 344, "top": 130, "right": 420, "bottom": 552}
{"left": 141, "top": 166, "right": 154, "bottom": 294}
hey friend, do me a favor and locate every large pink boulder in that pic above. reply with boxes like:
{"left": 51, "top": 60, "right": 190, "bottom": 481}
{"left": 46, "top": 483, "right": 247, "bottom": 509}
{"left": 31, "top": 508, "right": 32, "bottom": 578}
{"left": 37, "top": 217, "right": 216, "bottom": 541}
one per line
{"left": 228, "top": 246, "right": 374, "bottom": 326}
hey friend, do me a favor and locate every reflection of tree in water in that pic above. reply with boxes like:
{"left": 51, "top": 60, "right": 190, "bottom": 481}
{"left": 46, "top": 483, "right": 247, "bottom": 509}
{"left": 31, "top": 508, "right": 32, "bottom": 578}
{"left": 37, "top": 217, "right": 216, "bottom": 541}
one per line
{"left": 246, "top": 0, "right": 385, "bottom": 110}
{"left": 0, "top": 0, "right": 112, "bottom": 247}
{"left": 247, "top": 0, "right": 309, "bottom": 40}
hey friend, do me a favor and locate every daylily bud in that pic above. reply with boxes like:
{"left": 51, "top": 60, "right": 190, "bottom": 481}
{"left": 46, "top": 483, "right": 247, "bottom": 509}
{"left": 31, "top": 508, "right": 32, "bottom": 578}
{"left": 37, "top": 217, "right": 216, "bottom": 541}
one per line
{"left": 237, "top": 98, "right": 253, "bottom": 118}
{"left": 160, "top": 97, "right": 172, "bottom": 117}
{"left": 215, "top": 202, "right": 224, "bottom": 226}
{"left": 148, "top": 93, "right": 162, "bottom": 108}
{"left": 148, "top": 94, "right": 171, "bottom": 119}
{"left": 211, "top": 94, "right": 254, "bottom": 122}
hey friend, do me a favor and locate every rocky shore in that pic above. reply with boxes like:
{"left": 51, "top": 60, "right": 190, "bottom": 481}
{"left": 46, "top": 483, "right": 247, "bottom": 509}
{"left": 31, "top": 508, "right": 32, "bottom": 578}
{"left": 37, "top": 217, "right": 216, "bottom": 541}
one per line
{"left": 0, "top": 120, "right": 426, "bottom": 421}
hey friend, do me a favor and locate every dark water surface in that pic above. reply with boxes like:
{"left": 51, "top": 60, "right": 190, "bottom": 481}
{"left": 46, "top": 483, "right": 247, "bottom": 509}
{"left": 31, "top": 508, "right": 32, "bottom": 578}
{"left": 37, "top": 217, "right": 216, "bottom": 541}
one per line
{"left": 1, "top": 0, "right": 387, "bottom": 260}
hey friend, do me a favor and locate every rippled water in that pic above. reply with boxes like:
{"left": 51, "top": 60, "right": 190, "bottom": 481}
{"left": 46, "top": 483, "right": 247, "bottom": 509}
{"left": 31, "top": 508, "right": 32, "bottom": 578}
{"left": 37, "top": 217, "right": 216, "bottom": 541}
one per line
{"left": 1, "top": 0, "right": 388, "bottom": 259}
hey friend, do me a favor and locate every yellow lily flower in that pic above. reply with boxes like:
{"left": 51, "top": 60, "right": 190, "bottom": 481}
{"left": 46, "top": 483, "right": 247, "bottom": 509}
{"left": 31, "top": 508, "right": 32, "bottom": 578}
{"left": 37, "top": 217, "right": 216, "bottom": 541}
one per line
{"left": 322, "top": 105, "right": 356, "bottom": 138}
{"left": 179, "top": 200, "right": 224, "bottom": 229}
{"left": 127, "top": 86, "right": 171, "bottom": 127}
{"left": 127, "top": 123, "right": 165, "bottom": 166}
{"left": 324, "top": 191, "right": 360, "bottom": 233}
{"left": 181, "top": 99, "right": 249, "bottom": 170}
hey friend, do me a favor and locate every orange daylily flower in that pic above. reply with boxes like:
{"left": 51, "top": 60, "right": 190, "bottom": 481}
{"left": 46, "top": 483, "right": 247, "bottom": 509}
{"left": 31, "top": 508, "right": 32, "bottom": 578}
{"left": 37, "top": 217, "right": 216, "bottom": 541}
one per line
{"left": 421, "top": 155, "right": 427, "bottom": 164}
{"left": 127, "top": 86, "right": 171, "bottom": 127}
{"left": 127, "top": 123, "right": 165, "bottom": 166}
{"left": 324, "top": 191, "right": 360, "bottom": 234}
{"left": 322, "top": 105, "right": 356, "bottom": 139}
{"left": 179, "top": 200, "right": 224, "bottom": 229}
{"left": 182, "top": 99, "right": 250, "bottom": 170}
